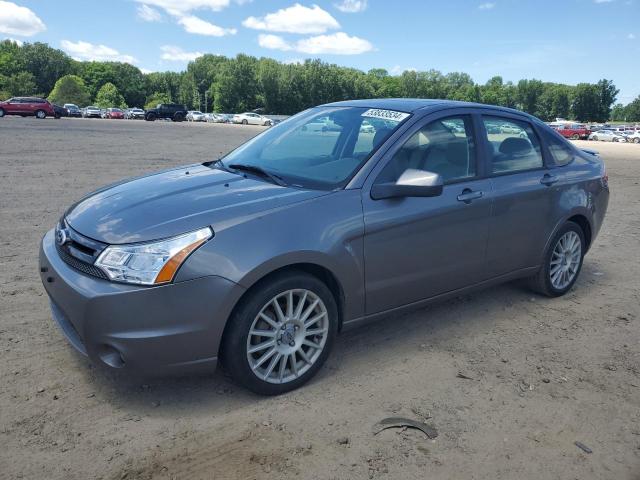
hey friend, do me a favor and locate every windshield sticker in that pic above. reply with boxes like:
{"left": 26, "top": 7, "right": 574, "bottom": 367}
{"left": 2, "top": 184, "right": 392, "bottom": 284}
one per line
{"left": 361, "top": 109, "right": 410, "bottom": 123}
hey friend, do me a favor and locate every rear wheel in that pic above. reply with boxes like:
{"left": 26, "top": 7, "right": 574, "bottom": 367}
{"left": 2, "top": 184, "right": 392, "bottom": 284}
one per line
{"left": 592, "top": 135, "right": 599, "bottom": 142}
{"left": 221, "top": 271, "right": 338, "bottom": 395}
{"left": 242, "top": 119, "right": 248, "bottom": 125}
{"left": 528, "top": 221, "right": 585, "bottom": 297}
{"left": 35, "top": 110, "right": 46, "bottom": 119}
{"left": 0, "top": 108, "right": 5, "bottom": 118}
{"left": 146, "top": 113, "right": 156, "bottom": 121}
{"left": 634, "top": 138, "right": 640, "bottom": 144}
{"left": 571, "top": 133, "right": 580, "bottom": 140}
{"left": 174, "top": 113, "right": 184, "bottom": 122}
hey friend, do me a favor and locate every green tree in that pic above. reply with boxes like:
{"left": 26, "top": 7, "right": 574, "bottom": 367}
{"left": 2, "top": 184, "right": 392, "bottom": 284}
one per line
{"left": 144, "top": 92, "right": 171, "bottom": 110}
{"left": 624, "top": 96, "right": 640, "bottom": 122}
{"left": 17, "top": 42, "right": 73, "bottom": 95}
{"left": 571, "top": 83, "right": 600, "bottom": 122}
{"left": 48, "top": 74, "right": 91, "bottom": 105}
{"left": 595, "top": 79, "right": 619, "bottom": 122}
{"left": 214, "top": 54, "right": 259, "bottom": 112}
{"left": 0, "top": 71, "right": 36, "bottom": 96}
{"left": 95, "top": 82, "right": 127, "bottom": 108}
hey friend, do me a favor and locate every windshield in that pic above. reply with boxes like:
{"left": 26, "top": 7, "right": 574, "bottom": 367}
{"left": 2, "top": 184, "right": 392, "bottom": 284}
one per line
{"left": 220, "top": 106, "right": 410, "bottom": 190}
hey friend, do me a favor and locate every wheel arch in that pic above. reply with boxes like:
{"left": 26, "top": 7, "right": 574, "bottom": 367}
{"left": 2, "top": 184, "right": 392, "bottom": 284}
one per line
{"left": 541, "top": 210, "right": 594, "bottom": 264}
{"left": 218, "top": 261, "right": 346, "bottom": 358}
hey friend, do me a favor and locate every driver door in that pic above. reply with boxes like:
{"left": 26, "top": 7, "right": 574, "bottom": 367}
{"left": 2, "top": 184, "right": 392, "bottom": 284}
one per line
{"left": 362, "top": 113, "right": 493, "bottom": 314}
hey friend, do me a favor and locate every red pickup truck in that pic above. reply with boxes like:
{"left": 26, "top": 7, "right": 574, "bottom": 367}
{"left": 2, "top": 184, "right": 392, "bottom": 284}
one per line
{"left": 551, "top": 123, "right": 591, "bottom": 140}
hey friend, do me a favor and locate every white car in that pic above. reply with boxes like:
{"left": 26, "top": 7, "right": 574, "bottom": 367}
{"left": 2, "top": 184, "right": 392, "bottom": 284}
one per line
{"left": 206, "top": 113, "right": 225, "bottom": 123}
{"left": 624, "top": 131, "right": 640, "bottom": 144}
{"left": 187, "top": 111, "right": 206, "bottom": 122}
{"left": 588, "top": 130, "right": 627, "bottom": 143}
{"left": 233, "top": 112, "right": 273, "bottom": 126}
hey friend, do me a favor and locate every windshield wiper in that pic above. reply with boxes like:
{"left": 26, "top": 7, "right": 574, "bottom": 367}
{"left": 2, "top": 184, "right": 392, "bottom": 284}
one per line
{"left": 227, "top": 163, "right": 288, "bottom": 187}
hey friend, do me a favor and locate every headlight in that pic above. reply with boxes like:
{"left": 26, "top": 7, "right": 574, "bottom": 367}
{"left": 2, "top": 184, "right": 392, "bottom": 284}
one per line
{"left": 95, "top": 227, "right": 212, "bottom": 285}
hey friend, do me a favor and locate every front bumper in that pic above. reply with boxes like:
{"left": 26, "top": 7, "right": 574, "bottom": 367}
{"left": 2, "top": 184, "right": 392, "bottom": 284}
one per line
{"left": 39, "top": 229, "right": 245, "bottom": 374}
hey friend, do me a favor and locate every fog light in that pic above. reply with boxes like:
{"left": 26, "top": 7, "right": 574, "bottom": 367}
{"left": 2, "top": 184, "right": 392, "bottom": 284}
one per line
{"left": 98, "top": 345, "right": 125, "bottom": 368}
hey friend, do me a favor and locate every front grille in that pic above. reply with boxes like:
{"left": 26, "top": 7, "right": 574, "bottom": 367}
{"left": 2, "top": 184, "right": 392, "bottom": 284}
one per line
{"left": 55, "top": 220, "right": 109, "bottom": 280}
{"left": 56, "top": 242, "right": 108, "bottom": 279}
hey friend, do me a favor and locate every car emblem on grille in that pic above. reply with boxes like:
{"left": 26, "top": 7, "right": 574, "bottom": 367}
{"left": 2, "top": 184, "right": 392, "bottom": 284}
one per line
{"left": 56, "top": 227, "right": 70, "bottom": 246}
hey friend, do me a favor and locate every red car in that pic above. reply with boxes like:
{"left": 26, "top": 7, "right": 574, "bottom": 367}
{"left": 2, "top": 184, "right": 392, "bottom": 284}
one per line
{"left": 552, "top": 123, "right": 591, "bottom": 140}
{"left": 0, "top": 97, "right": 56, "bottom": 119}
{"left": 105, "top": 108, "right": 125, "bottom": 119}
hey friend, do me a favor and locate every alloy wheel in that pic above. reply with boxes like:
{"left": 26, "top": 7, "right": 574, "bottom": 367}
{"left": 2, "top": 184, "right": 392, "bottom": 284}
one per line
{"left": 549, "top": 231, "right": 581, "bottom": 290}
{"left": 246, "top": 289, "right": 329, "bottom": 384}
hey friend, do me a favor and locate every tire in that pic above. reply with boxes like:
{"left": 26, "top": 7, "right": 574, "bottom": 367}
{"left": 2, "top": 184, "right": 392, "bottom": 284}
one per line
{"left": 145, "top": 113, "right": 156, "bottom": 122}
{"left": 242, "top": 119, "right": 248, "bottom": 125}
{"left": 528, "top": 221, "right": 585, "bottom": 297}
{"left": 634, "top": 138, "right": 640, "bottom": 144}
{"left": 592, "top": 136, "right": 598, "bottom": 142}
{"left": 571, "top": 134, "right": 580, "bottom": 140}
{"left": 35, "top": 110, "right": 46, "bottom": 119}
{"left": 221, "top": 270, "right": 338, "bottom": 395}
{"left": 174, "top": 113, "right": 184, "bottom": 122}
{"left": 264, "top": 121, "right": 270, "bottom": 126}
{"left": 0, "top": 108, "right": 4, "bottom": 118}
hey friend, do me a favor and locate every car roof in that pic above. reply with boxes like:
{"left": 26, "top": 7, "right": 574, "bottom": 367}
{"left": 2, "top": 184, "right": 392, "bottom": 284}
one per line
{"left": 320, "top": 98, "right": 535, "bottom": 119}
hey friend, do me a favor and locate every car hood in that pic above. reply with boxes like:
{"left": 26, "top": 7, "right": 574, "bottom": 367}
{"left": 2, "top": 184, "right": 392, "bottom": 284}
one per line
{"left": 65, "top": 164, "right": 328, "bottom": 244}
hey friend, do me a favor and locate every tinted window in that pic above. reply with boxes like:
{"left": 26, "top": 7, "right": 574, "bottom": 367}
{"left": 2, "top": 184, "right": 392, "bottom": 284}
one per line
{"left": 483, "top": 117, "right": 543, "bottom": 174}
{"left": 542, "top": 129, "right": 575, "bottom": 166}
{"left": 376, "top": 116, "right": 476, "bottom": 184}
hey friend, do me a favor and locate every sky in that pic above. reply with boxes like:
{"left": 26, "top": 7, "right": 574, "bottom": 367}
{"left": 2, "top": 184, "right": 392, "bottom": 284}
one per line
{"left": 1, "top": 0, "right": 638, "bottom": 104}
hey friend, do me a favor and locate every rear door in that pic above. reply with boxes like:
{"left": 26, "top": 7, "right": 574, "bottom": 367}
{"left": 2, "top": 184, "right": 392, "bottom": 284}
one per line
{"left": 481, "top": 115, "right": 555, "bottom": 276}
{"left": 362, "top": 110, "right": 493, "bottom": 314}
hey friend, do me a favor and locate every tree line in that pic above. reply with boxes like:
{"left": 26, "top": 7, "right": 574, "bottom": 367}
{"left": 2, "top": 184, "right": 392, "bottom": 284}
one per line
{"left": 1, "top": 39, "right": 636, "bottom": 122}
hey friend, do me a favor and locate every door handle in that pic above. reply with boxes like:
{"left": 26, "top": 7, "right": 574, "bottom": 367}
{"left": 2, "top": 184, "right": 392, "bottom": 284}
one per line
{"left": 540, "top": 174, "right": 559, "bottom": 186}
{"left": 457, "top": 189, "right": 483, "bottom": 203}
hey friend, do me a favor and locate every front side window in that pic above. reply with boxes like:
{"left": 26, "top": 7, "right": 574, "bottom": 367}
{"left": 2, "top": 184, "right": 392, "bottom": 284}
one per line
{"left": 483, "top": 116, "right": 543, "bottom": 174}
{"left": 220, "top": 107, "right": 410, "bottom": 190}
{"left": 376, "top": 116, "right": 476, "bottom": 184}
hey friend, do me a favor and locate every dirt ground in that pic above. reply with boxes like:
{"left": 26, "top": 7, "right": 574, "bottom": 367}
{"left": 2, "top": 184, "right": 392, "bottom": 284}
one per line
{"left": 0, "top": 118, "right": 639, "bottom": 480}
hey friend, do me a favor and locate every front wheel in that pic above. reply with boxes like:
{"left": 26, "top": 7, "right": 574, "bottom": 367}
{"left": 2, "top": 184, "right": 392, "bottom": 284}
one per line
{"left": 242, "top": 119, "right": 248, "bottom": 125}
{"left": 571, "top": 134, "right": 580, "bottom": 140}
{"left": 35, "top": 110, "right": 46, "bottom": 119}
{"left": 221, "top": 271, "right": 338, "bottom": 395}
{"left": 0, "top": 108, "right": 5, "bottom": 118}
{"left": 528, "top": 221, "right": 585, "bottom": 297}
{"left": 634, "top": 138, "right": 640, "bottom": 144}
{"left": 145, "top": 113, "right": 156, "bottom": 121}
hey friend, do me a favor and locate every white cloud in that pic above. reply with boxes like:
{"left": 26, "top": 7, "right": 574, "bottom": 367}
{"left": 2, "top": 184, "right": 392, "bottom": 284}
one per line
{"left": 594, "top": 0, "right": 614, "bottom": 3}
{"left": 243, "top": 4, "right": 339, "bottom": 34}
{"left": 334, "top": 0, "right": 367, "bottom": 13}
{"left": 478, "top": 2, "right": 496, "bottom": 9}
{"left": 0, "top": 1, "right": 46, "bottom": 37}
{"left": 628, "top": 33, "right": 636, "bottom": 39}
{"left": 258, "top": 34, "right": 292, "bottom": 51}
{"left": 140, "top": 68, "right": 155, "bottom": 74}
{"left": 177, "top": 14, "right": 236, "bottom": 35}
{"left": 160, "top": 45, "right": 204, "bottom": 61}
{"left": 259, "top": 31, "right": 373, "bottom": 55}
{"left": 389, "top": 65, "right": 416, "bottom": 75}
{"left": 61, "top": 40, "right": 137, "bottom": 63}
{"left": 135, "top": 0, "right": 230, "bottom": 15}
{"left": 137, "top": 4, "right": 163, "bottom": 22}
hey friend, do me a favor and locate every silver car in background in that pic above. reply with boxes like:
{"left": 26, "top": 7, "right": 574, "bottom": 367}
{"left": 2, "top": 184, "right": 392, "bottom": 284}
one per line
{"left": 589, "top": 130, "right": 627, "bottom": 142}
{"left": 40, "top": 99, "right": 609, "bottom": 395}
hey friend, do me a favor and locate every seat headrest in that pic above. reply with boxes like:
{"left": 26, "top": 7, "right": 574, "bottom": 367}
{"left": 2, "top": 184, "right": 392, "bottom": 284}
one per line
{"left": 499, "top": 137, "right": 532, "bottom": 156}
{"left": 446, "top": 139, "right": 469, "bottom": 166}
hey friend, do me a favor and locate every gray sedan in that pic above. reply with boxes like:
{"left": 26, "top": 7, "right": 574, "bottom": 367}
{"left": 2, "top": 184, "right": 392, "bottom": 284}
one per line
{"left": 39, "top": 99, "right": 609, "bottom": 394}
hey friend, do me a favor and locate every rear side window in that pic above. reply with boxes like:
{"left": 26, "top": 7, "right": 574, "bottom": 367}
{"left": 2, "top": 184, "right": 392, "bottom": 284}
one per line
{"left": 541, "top": 129, "right": 575, "bottom": 166}
{"left": 483, "top": 117, "right": 543, "bottom": 174}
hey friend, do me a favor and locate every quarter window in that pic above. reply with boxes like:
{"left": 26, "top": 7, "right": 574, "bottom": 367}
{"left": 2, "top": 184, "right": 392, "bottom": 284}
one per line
{"left": 376, "top": 116, "right": 476, "bottom": 184}
{"left": 542, "top": 129, "right": 575, "bottom": 166}
{"left": 483, "top": 117, "right": 543, "bottom": 174}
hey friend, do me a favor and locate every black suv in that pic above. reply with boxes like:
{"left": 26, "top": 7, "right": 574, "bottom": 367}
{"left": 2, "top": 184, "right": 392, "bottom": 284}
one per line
{"left": 145, "top": 104, "right": 188, "bottom": 122}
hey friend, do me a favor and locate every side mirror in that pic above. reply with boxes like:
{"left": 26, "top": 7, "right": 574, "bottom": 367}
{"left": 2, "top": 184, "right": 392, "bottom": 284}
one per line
{"left": 371, "top": 169, "right": 444, "bottom": 200}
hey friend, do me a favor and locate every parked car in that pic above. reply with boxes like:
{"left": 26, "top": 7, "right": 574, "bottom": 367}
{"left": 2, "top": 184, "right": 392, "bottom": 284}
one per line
{"left": 233, "top": 112, "right": 273, "bottom": 126}
{"left": 187, "top": 111, "right": 207, "bottom": 122}
{"left": 64, "top": 104, "right": 82, "bottom": 118}
{"left": 623, "top": 131, "right": 640, "bottom": 144}
{"left": 39, "top": 99, "right": 609, "bottom": 395}
{"left": 301, "top": 116, "right": 341, "bottom": 132}
{"left": 552, "top": 123, "right": 591, "bottom": 140}
{"left": 105, "top": 108, "right": 125, "bottom": 119}
{"left": 82, "top": 106, "right": 102, "bottom": 118}
{"left": 205, "top": 113, "right": 225, "bottom": 123}
{"left": 144, "top": 104, "right": 188, "bottom": 122}
{"left": 588, "top": 130, "right": 627, "bottom": 142}
{"left": 125, "top": 108, "right": 145, "bottom": 120}
{"left": 0, "top": 97, "right": 56, "bottom": 119}
{"left": 52, "top": 104, "right": 68, "bottom": 119}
